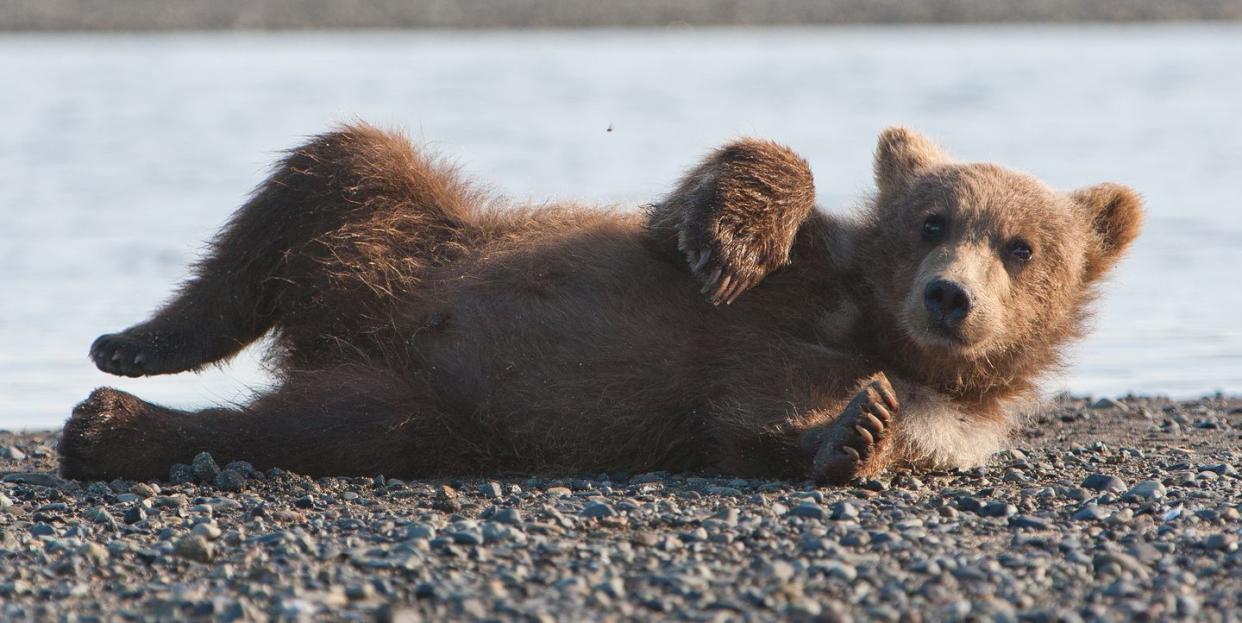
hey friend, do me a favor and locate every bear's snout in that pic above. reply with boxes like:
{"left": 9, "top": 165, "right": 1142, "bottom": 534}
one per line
{"left": 923, "top": 279, "right": 972, "bottom": 330}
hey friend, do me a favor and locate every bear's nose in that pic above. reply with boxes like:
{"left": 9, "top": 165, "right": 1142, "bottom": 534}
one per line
{"left": 923, "top": 279, "right": 972, "bottom": 328}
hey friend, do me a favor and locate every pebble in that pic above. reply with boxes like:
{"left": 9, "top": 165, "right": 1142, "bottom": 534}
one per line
{"left": 223, "top": 461, "right": 257, "bottom": 477}
{"left": 1009, "top": 514, "right": 1050, "bottom": 530}
{"left": 1072, "top": 505, "right": 1106, "bottom": 521}
{"left": 784, "top": 502, "right": 826, "bottom": 520}
{"left": 768, "top": 560, "right": 795, "bottom": 582}
{"left": 492, "top": 508, "right": 523, "bottom": 525}
{"left": 1082, "top": 473, "right": 1127, "bottom": 492}
{"left": 77, "top": 542, "right": 109, "bottom": 564}
{"left": 0, "top": 398, "right": 1236, "bottom": 620}
{"left": 169, "top": 463, "right": 195, "bottom": 484}
{"left": 580, "top": 502, "right": 618, "bottom": 519}
{"left": 979, "top": 501, "right": 1018, "bottom": 517}
{"left": 175, "top": 535, "right": 215, "bottom": 563}
{"left": 1, "top": 472, "right": 62, "bottom": 487}
{"left": 829, "top": 501, "right": 860, "bottom": 521}
{"left": 1091, "top": 397, "right": 1129, "bottom": 411}
{"left": 478, "top": 481, "right": 503, "bottom": 498}
{"left": 192, "top": 523, "right": 224, "bottom": 541}
{"left": 191, "top": 452, "right": 222, "bottom": 482}
{"left": 130, "top": 482, "right": 158, "bottom": 498}
{"left": 405, "top": 523, "right": 436, "bottom": 540}
{"left": 1125, "top": 480, "right": 1167, "bottom": 500}
{"left": 122, "top": 506, "right": 147, "bottom": 525}
{"left": 1, "top": 446, "right": 27, "bottom": 460}
{"left": 1203, "top": 534, "right": 1238, "bottom": 551}
{"left": 214, "top": 469, "right": 246, "bottom": 492}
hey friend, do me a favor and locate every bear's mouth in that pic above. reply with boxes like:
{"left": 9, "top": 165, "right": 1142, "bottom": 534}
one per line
{"left": 921, "top": 323, "right": 969, "bottom": 347}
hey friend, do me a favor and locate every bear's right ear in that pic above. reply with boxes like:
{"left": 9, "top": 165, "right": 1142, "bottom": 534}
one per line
{"left": 1071, "top": 182, "right": 1144, "bottom": 283}
{"left": 874, "top": 127, "right": 952, "bottom": 197}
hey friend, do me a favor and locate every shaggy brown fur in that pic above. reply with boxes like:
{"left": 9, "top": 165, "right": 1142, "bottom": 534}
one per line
{"left": 60, "top": 123, "right": 1143, "bottom": 484}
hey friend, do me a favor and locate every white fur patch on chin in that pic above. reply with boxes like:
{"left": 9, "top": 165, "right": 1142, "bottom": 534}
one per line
{"left": 890, "top": 385, "right": 1014, "bottom": 469}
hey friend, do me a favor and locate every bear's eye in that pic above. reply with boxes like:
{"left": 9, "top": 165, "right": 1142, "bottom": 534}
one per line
{"left": 921, "top": 215, "right": 947, "bottom": 242}
{"left": 1007, "top": 240, "right": 1034, "bottom": 263}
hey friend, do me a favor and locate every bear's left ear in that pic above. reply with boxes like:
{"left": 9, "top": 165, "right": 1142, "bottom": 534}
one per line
{"left": 1070, "top": 183, "right": 1144, "bottom": 282}
{"left": 874, "top": 126, "right": 952, "bottom": 197}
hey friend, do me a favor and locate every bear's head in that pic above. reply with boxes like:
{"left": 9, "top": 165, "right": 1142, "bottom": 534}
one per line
{"left": 858, "top": 127, "right": 1144, "bottom": 398}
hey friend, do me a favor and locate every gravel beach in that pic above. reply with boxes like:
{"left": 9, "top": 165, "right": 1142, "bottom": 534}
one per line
{"left": 1, "top": 395, "right": 1239, "bottom": 621}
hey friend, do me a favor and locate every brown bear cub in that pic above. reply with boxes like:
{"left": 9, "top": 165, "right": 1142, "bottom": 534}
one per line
{"left": 59, "top": 124, "right": 1143, "bottom": 484}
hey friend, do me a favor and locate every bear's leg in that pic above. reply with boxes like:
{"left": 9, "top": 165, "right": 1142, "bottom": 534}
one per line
{"left": 647, "top": 138, "right": 816, "bottom": 305}
{"left": 59, "top": 367, "right": 469, "bottom": 481}
{"left": 92, "top": 123, "right": 483, "bottom": 377}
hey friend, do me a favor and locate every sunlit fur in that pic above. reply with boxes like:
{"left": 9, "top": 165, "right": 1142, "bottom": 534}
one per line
{"left": 58, "top": 123, "right": 1142, "bottom": 482}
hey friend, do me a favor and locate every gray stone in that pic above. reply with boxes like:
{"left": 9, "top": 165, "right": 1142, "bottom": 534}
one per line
{"left": 29, "top": 523, "right": 57, "bottom": 537}
{"left": 580, "top": 502, "right": 618, "bottom": 519}
{"left": 1009, "top": 514, "right": 1050, "bottom": 530}
{"left": 979, "top": 502, "right": 1018, "bottom": 517}
{"left": 191, "top": 452, "right": 221, "bottom": 482}
{"left": 1, "top": 446, "right": 27, "bottom": 460}
{"left": 2, "top": 472, "right": 63, "bottom": 487}
{"left": 1090, "top": 397, "right": 1129, "bottom": 411}
{"left": 77, "top": 542, "right": 109, "bottom": 563}
{"left": 829, "top": 501, "right": 859, "bottom": 521}
{"left": 1124, "top": 480, "right": 1166, "bottom": 500}
{"left": 223, "top": 461, "right": 257, "bottom": 478}
{"left": 1204, "top": 533, "right": 1238, "bottom": 551}
{"left": 169, "top": 463, "right": 195, "bottom": 484}
{"left": 768, "top": 560, "right": 796, "bottom": 582}
{"left": 175, "top": 535, "right": 215, "bottom": 562}
{"left": 784, "top": 502, "right": 826, "bottom": 520}
{"left": 214, "top": 469, "right": 246, "bottom": 492}
{"left": 1072, "top": 505, "right": 1106, "bottom": 521}
{"left": 192, "top": 522, "right": 223, "bottom": 541}
{"left": 1082, "top": 473, "right": 1127, "bottom": 492}
{"left": 492, "top": 508, "right": 523, "bottom": 525}
{"left": 122, "top": 506, "right": 147, "bottom": 524}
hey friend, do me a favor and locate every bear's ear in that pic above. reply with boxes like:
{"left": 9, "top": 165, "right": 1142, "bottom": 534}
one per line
{"left": 874, "top": 126, "right": 952, "bottom": 197}
{"left": 1071, "top": 183, "right": 1144, "bottom": 282}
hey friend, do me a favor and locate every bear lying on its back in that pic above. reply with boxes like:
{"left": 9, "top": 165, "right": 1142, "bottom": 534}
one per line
{"left": 59, "top": 124, "right": 1142, "bottom": 484}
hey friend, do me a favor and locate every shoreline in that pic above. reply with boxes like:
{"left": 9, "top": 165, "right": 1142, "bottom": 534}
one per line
{"left": 4, "top": 0, "right": 1242, "bottom": 32}
{"left": 0, "top": 395, "right": 1239, "bottom": 620}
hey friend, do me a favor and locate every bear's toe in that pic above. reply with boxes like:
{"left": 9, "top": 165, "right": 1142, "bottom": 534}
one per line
{"left": 807, "top": 374, "right": 899, "bottom": 485}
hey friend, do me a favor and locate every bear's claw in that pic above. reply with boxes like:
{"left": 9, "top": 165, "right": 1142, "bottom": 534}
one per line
{"left": 90, "top": 329, "right": 204, "bottom": 377}
{"left": 681, "top": 238, "right": 764, "bottom": 306}
{"left": 805, "top": 373, "right": 900, "bottom": 485}
{"left": 91, "top": 332, "right": 155, "bottom": 377}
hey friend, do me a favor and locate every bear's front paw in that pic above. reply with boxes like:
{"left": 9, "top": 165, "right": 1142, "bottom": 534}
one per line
{"left": 679, "top": 232, "right": 773, "bottom": 306}
{"left": 90, "top": 329, "right": 199, "bottom": 377}
{"left": 802, "top": 373, "right": 900, "bottom": 485}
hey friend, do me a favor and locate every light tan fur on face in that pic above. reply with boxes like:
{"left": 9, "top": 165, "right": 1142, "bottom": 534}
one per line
{"left": 900, "top": 240, "right": 1011, "bottom": 355}
{"left": 844, "top": 126, "right": 1145, "bottom": 475}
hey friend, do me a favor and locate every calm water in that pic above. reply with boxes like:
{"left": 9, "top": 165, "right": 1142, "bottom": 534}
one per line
{"left": 2, "top": 26, "right": 1240, "bottom": 429}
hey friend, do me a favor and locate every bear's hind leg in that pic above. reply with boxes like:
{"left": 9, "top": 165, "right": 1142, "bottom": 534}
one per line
{"left": 59, "top": 366, "right": 471, "bottom": 481}
{"left": 92, "top": 123, "right": 484, "bottom": 377}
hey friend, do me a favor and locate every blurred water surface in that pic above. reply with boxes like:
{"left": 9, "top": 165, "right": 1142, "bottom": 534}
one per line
{"left": 1, "top": 25, "right": 1240, "bottom": 428}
